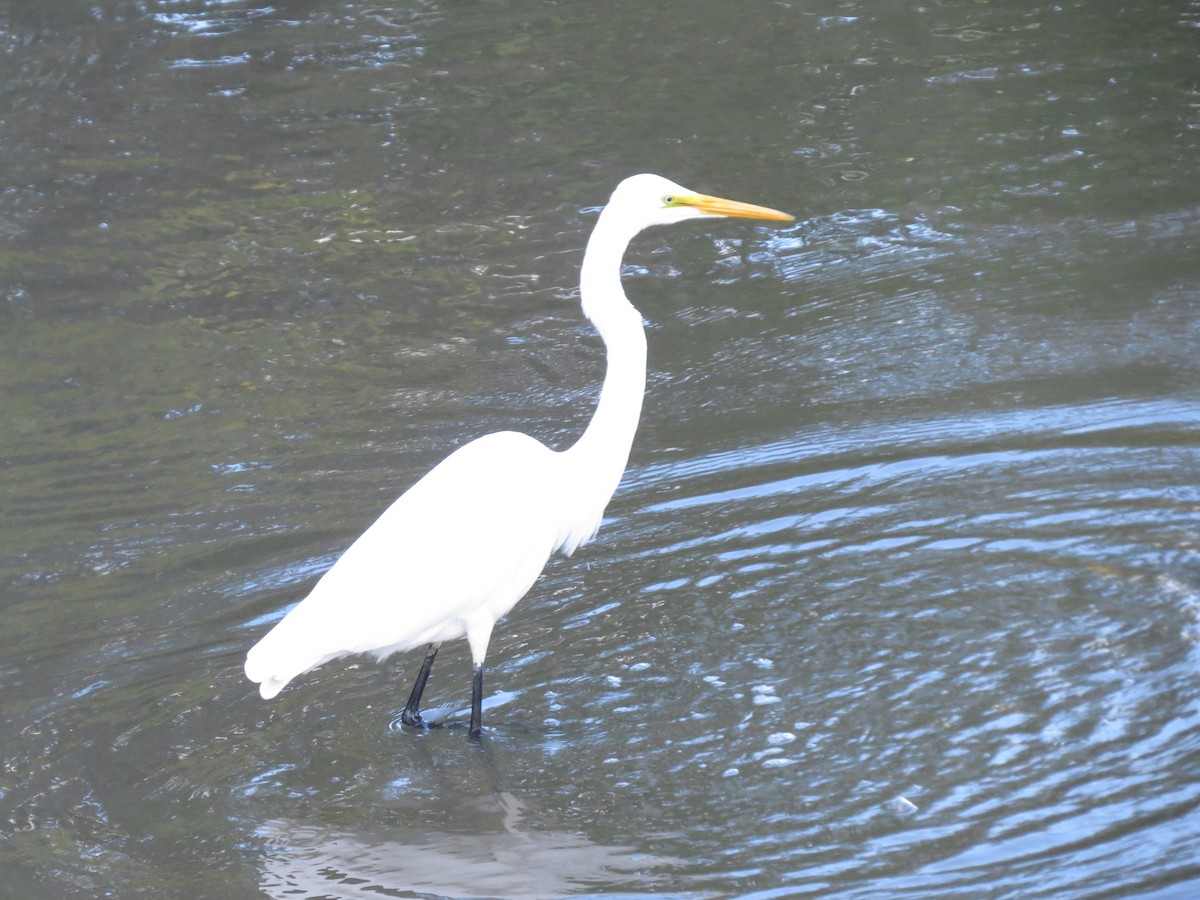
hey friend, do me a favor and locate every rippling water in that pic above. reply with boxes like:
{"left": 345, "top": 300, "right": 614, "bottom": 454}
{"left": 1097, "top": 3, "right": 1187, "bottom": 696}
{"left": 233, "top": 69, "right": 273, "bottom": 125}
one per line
{"left": 2, "top": 1, "right": 1199, "bottom": 897}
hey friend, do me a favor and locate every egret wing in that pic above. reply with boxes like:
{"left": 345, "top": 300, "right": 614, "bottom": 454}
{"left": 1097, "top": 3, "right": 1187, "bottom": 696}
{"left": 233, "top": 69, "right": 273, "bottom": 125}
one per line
{"left": 244, "top": 431, "right": 563, "bottom": 697}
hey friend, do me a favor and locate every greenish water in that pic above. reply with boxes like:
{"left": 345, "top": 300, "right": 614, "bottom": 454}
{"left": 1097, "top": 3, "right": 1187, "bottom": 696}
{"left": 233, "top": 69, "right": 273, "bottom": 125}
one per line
{"left": 2, "top": 1, "right": 1199, "bottom": 897}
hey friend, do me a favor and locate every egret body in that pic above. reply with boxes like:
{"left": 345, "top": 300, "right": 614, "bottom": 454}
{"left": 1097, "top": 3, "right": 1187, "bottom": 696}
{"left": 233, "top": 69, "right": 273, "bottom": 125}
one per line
{"left": 244, "top": 174, "right": 793, "bottom": 736}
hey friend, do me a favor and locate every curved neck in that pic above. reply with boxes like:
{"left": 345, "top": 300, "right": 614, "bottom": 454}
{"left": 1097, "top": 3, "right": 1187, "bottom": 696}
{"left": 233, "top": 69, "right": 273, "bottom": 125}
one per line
{"left": 558, "top": 211, "right": 649, "bottom": 550}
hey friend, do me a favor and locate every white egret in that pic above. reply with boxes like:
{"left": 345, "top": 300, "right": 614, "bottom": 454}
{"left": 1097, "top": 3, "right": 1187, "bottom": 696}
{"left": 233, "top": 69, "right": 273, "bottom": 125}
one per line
{"left": 245, "top": 174, "right": 793, "bottom": 736}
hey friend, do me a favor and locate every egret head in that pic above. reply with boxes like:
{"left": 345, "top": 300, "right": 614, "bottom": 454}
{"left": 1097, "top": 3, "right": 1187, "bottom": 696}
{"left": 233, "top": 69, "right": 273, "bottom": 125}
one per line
{"left": 606, "top": 173, "right": 794, "bottom": 232}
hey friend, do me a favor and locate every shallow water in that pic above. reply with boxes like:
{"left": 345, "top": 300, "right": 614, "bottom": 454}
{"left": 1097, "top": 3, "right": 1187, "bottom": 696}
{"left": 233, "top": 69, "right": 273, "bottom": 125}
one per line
{"left": 2, "top": 1, "right": 1199, "bottom": 897}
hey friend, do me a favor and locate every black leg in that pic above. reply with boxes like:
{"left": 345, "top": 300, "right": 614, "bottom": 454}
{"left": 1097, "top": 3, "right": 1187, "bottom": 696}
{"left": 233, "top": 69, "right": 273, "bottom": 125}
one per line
{"left": 401, "top": 642, "right": 440, "bottom": 728}
{"left": 468, "top": 663, "right": 484, "bottom": 737}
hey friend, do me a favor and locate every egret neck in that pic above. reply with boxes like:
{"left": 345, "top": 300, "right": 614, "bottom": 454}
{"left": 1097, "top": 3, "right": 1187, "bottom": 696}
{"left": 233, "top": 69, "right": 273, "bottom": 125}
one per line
{"left": 559, "top": 206, "right": 650, "bottom": 554}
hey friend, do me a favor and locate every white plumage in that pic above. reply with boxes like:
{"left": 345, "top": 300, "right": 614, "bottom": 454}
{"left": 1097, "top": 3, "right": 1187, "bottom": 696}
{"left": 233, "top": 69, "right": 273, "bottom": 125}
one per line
{"left": 244, "top": 174, "right": 792, "bottom": 735}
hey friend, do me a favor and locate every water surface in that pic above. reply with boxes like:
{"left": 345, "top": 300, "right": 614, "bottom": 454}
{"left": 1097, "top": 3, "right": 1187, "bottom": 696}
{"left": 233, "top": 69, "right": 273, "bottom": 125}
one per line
{"left": 2, "top": 1, "right": 1199, "bottom": 897}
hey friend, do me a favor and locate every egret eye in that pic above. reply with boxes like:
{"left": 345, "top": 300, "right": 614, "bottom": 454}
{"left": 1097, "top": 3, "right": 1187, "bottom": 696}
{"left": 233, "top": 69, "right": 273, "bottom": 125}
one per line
{"left": 663, "top": 195, "right": 675, "bottom": 206}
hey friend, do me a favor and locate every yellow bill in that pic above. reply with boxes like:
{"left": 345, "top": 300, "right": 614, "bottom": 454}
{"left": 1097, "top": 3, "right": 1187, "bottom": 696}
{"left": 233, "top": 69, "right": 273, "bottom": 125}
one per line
{"left": 681, "top": 192, "right": 795, "bottom": 223}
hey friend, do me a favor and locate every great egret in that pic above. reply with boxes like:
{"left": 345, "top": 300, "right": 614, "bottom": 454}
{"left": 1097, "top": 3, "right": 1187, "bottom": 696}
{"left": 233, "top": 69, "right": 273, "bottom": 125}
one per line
{"left": 245, "top": 174, "right": 793, "bottom": 736}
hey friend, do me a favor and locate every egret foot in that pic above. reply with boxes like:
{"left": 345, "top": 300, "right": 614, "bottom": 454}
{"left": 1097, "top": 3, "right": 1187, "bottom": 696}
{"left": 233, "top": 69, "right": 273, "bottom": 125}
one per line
{"left": 400, "top": 642, "right": 441, "bottom": 730}
{"left": 400, "top": 708, "right": 427, "bottom": 729}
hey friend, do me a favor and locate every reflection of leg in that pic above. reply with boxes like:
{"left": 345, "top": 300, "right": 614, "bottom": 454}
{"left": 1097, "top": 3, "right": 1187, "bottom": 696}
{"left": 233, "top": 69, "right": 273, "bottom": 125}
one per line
{"left": 468, "top": 663, "right": 484, "bottom": 737}
{"left": 401, "top": 642, "right": 440, "bottom": 728}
